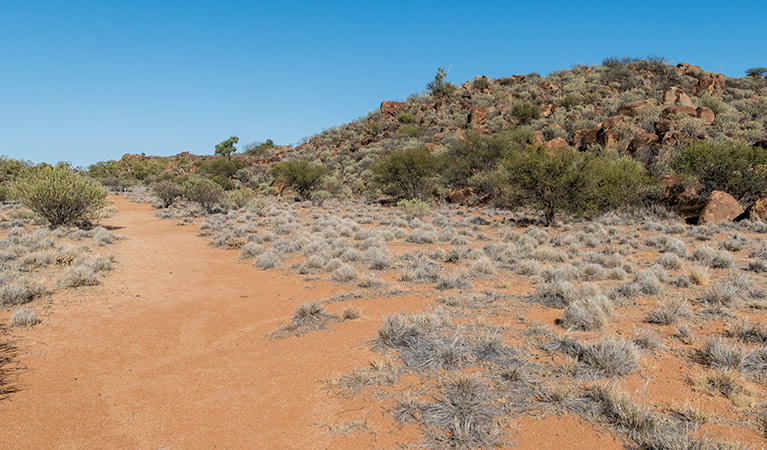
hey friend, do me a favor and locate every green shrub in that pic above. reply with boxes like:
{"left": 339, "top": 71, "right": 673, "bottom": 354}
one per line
{"left": 151, "top": 180, "right": 182, "bottom": 208}
{"left": 427, "top": 67, "right": 457, "bottom": 98}
{"left": 214, "top": 136, "right": 239, "bottom": 160}
{"left": 494, "top": 147, "right": 653, "bottom": 225}
{"left": 473, "top": 77, "right": 490, "bottom": 90}
{"left": 267, "top": 160, "right": 328, "bottom": 200}
{"left": 243, "top": 139, "right": 274, "bottom": 158}
{"left": 397, "top": 113, "right": 416, "bottom": 124}
{"left": 309, "top": 190, "right": 332, "bottom": 207}
{"left": 439, "top": 131, "right": 529, "bottom": 190}
{"left": 397, "top": 198, "right": 429, "bottom": 220}
{"left": 372, "top": 146, "right": 437, "bottom": 199}
{"left": 672, "top": 141, "right": 767, "bottom": 203}
{"left": 183, "top": 176, "right": 223, "bottom": 213}
{"left": 511, "top": 102, "right": 540, "bottom": 123}
{"left": 397, "top": 124, "right": 422, "bottom": 137}
{"left": 13, "top": 165, "right": 108, "bottom": 227}
{"left": 558, "top": 94, "right": 580, "bottom": 109}
{"left": 745, "top": 67, "right": 767, "bottom": 78}
{"left": 223, "top": 188, "right": 254, "bottom": 210}
{"left": 198, "top": 158, "right": 243, "bottom": 178}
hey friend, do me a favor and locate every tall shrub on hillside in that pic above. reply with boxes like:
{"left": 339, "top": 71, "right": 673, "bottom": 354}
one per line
{"left": 151, "top": 180, "right": 182, "bottom": 208}
{"left": 672, "top": 141, "right": 767, "bottom": 203}
{"left": 13, "top": 165, "right": 108, "bottom": 227}
{"left": 372, "top": 146, "right": 437, "bottom": 199}
{"left": 267, "top": 160, "right": 327, "bottom": 200}
{"left": 494, "top": 147, "right": 654, "bottom": 225}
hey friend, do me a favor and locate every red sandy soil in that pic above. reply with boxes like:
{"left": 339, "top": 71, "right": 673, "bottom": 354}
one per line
{"left": 2, "top": 196, "right": 765, "bottom": 449}
{"left": 0, "top": 196, "right": 432, "bottom": 449}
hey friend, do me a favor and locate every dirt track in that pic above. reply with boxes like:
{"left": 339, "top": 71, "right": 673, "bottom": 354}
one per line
{"left": 0, "top": 196, "right": 411, "bottom": 449}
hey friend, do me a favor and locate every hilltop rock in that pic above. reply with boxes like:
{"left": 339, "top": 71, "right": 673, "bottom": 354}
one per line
{"left": 380, "top": 100, "right": 407, "bottom": 116}
{"left": 676, "top": 62, "right": 703, "bottom": 76}
{"left": 695, "top": 73, "right": 726, "bottom": 95}
{"left": 696, "top": 106, "right": 716, "bottom": 125}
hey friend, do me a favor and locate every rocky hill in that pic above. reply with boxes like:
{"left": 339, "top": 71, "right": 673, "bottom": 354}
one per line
{"left": 289, "top": 58, "right": 766, "bottom": 183}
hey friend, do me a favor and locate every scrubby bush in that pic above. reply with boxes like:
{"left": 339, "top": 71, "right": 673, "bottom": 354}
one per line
{"left": 397, "top": 198, "right": 429, "bottom": 220}
{"left": 672, "top": 141, "right": 767, "bottom": 203}
{"left": 267, "top": 160, "right": 327, "bottom": 200}
{"left": 372, "top": 146, "right": 437, "bottom": 199}
{"left": 511, "top": 102, "right": 540, "bottom": 123}
{"left": 13, "top": 165, "right": 108, "bottom": 227}
{"left": 494, "top": 147, "right": 653, "bottom": 225}
{"left": 151, "top": 180, "right": 182, "bottom": 208}
{"left": 183, "top": 176, "right": 224, "bottom": 213}
{"left": 223, "top": 188, "right": 254, "bottom": 210}
{"left": 427, "top": 67, "right": 457, "bottom": 97}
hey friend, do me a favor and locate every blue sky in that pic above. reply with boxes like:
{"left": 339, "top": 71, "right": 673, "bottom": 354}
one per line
{"left": 1, "top": 0, "right": 764, "bottom": 167}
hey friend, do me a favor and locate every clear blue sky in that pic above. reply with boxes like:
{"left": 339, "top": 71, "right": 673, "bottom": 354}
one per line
{"left": 1, "top": 0, "right": 764, "bottom": 167}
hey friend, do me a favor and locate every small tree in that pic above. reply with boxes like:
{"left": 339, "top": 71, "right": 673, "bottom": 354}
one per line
{"left": 151, "top": 180, "right": 182, "bottom": 208}
{"left": 745, "top": 67, "right": 767, "bottom": 78}
{"left": 215, "top": 136, "right": 239, "bottom": 160}
{"left": 372, "top": 146, "right": 437, "bottom": 199}
{"left": 267, "top": 160, "right": 327, "bottom": 200}
{"left": 427, "top": 67, "right": 456, "bottom": 98}
{"left": 496, "top": 147, "right": 596, "bottom": 225}
{"left": 672, "top": 141, "right": 767, "bottom": 203}
{"left": 183, "top": 176, "right": 223, "bottom": 213}
{"left": 13, "top": 165, "right": 108, "bottom": 227}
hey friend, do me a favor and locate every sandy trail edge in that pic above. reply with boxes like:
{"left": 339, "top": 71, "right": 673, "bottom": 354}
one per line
{"left": 0, "top": 196, "right": 401, "bottom": 449}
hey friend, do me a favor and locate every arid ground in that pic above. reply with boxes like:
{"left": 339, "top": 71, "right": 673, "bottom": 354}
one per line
{"left": 1, "top": 194, "right": 767, "bottom": 449}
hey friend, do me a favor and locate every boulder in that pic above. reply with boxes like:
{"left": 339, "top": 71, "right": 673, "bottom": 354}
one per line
{"left": 540, "top": 103, "right": 556, "bottom": 118}
{"left": 662, "top": 87, "right": 693, "bottom": 106}
{"left": 380, "top": 100, "right": 407, "bottom": 116}
{"left": 654, "top": 119, "right": 675, "bottom": 134}
{"left": 696, "top": 106, "right": 715, "bottom": 125}
{"left": 662, "top": 105, "right": 697, "bottom": 118}
{"left": 617, "top": 102, "right": 654, "bottom": 117}
{"left": 676, "top": 63, "right": 703, "bottom": 76}
{"left": 595, "top": 116, "right": 624, "bottom": 150}
{"left": 627, "top": 133, "right": 658, "bottom": 154}
{"left": 540, "top": 81, "right": 561, "bottom": 94}
{"left": 468, "top": 107, "right": 488, "bottom": 124}
{"left": 662, "top": 175, "right": 699, "bottom": 205}
{"left": 695, "top": 73, "right": 726, "bottom": 95}
{"left": 512, "top": 75, "right": 526, "bottom": 83}
{"left": 455, "top": 128, "right": 468, "bottom": 142}
{"left": 697, "top": 191, "right": 744, "bottom": 224}
{"left": 573, "top": 128, "right": 598, "bottom": 149}
{"left": 543, "top": 137, "right": 568, "bottom": 150}
{"left": 531, "top": 131, "right": 546, "bottom": 146}
{"left": 448, "top": 187, "right": 475, "bottom": 204}
{"left": 746, "top": 198, "right": 767, "bottom": 222}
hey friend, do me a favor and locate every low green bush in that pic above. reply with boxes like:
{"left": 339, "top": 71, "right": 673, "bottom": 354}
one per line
{"left": 267, "top": 160, "right": 327, "bottom": 200}
{"left": 183, "top": 176, "right": 223, "bottom": 213}
{"left": 13, "top": 165, "right": 108, "bottom": 227}
{"left": 372, "top": 146, "right": 437, "bottom": 199}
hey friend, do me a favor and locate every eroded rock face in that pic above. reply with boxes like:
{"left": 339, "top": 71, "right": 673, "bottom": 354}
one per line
{"left": 695, "top": 73, "right": 726, "bottom": 95}
{"left": 468, "top": 107, "right": 488, "bottom": 124}
{"left": 698, "top": 191, "right": 744, "bottom": 224}
{"left": 746, "top": 198, "right": 767, "bottom": 223}
{"left": 543, "top": 137, "right": 568, "bottom": 150}
{"left": 448, "top": 187, "right": 474, "bottom": 204}
{"left": 573, "top": 128, "right": 598, "bottom": 149}
{"left": 627, "top": 133, "right": 658, "bottom": 154}
{"left": 380, "top": 100, "right": 407, "bottom": 116}
{"left": 617, "top": 102, "right": 654, "bottom": 117}
{"left": 662, "top": 105, "right": 697, "bottom": 118}
{"left": 662, "top": 87, "right": 692, "bottom": 106}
